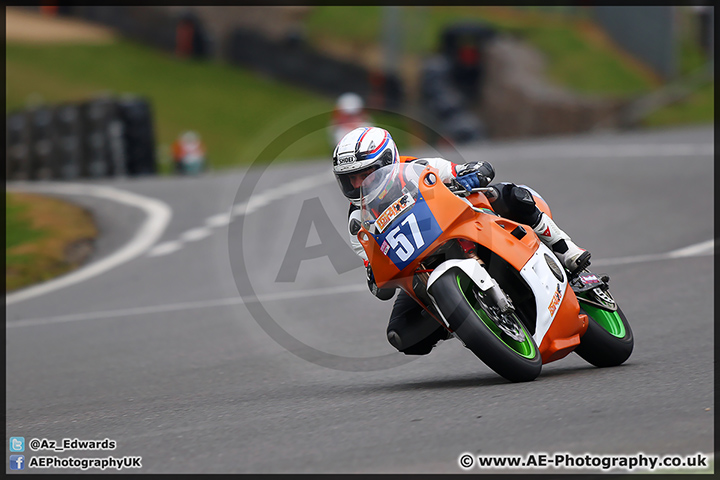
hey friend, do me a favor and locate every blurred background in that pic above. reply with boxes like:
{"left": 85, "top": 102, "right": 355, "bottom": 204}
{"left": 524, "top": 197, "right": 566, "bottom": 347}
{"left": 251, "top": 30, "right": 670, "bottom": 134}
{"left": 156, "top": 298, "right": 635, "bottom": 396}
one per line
{"left": 6, "top": 5, "right": 714, "bottom": 181}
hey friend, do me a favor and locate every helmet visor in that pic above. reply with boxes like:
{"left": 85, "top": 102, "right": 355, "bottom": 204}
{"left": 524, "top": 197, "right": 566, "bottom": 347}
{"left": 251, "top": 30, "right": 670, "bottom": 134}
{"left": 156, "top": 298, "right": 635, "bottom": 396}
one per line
{"left": 335, "top": 165, "right": 380, "bottom": 204}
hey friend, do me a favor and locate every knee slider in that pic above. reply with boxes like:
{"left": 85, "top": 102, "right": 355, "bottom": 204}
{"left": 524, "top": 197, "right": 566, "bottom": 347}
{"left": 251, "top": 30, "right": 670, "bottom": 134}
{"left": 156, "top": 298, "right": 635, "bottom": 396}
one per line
{"left": 387, "top": 330, "right": 403, "bottom": 351}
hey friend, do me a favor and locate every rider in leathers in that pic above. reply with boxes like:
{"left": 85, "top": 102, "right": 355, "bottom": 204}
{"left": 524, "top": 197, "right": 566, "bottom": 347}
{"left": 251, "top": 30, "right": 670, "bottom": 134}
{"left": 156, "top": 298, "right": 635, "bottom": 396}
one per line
{"left": 333, "top": 127, "right": 591, "bottom": 355}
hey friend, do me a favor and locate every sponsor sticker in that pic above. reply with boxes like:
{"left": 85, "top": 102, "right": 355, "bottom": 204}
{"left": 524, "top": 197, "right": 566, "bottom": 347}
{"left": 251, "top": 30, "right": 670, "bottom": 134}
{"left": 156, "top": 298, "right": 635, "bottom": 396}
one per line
{"left": 580, "top": 273, "right": 600, "bottom": 284}
{"left": 380, "top": 240, "right": 390, "bottom": 255}
{"left": 336, "top": 154, "right": 356, "bottom": 165}
{"left": 375, "top": 193, "right": 415, "bottom": 233}
{"left": 548, "top": 284, "right": 562, "bottom": 316}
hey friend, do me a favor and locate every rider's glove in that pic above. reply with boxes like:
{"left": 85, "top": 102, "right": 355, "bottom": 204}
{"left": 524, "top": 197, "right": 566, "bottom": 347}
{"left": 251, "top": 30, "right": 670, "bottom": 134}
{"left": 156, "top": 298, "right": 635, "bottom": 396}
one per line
{"left": 366, "top": 263, "right": 395, "bottom": 301}
{"left": 455, "top": 161, "right": 495, "bottom": 192}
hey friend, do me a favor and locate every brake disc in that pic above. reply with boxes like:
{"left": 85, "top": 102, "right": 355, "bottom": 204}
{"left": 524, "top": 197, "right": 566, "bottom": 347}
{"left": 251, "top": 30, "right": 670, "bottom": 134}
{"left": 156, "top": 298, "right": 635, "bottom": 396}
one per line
{"left": 475, "top": 290, "right": 525, "bottom": 342}
{"left": 495, "top": 313, "right": 526, "bottom": 342}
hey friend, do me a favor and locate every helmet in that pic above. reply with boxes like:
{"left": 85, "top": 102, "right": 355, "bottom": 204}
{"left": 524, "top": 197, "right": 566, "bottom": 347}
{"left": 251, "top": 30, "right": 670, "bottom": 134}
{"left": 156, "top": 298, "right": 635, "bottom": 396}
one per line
{"left": 181, "top": 131, "right": 199, "bottom": 144}
{"left": 336, "top": 92, "right": 363, "bottom": 115}
{"left": 333, "top": 126, "right": 400, "bottom": 206}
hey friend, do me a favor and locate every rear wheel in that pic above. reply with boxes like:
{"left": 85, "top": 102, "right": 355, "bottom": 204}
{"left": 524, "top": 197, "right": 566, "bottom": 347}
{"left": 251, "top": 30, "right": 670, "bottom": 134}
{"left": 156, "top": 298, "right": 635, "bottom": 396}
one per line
{"left": 574, "top": 291, "right": 633, "bottom": 367}
{"left": 428, "top": 268, "right": 542, "bottom": 382}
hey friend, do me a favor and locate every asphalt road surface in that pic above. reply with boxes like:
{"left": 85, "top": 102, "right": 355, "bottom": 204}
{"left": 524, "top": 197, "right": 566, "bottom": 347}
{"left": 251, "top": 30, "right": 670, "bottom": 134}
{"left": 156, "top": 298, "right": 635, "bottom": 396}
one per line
{"left": 6, "top": 125, "right": 714, "bottom": 474}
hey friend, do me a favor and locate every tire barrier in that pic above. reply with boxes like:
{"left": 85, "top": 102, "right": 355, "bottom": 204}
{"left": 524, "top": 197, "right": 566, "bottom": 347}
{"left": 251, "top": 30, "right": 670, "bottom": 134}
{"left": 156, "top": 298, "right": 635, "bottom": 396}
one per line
{"left": 53, "top": 6, "right": 213, "bottom": 59}
{"left": 419, "top": 55, "right": 487, "bottom": 145}
{"left": 225, "top": 28, "right": 404, "bottom": 108}
{"left": 29, "top": 6, "right": 400, "bottom": 108}
{"left": 440, "top": 22, "right": 496, "bottom": 103}
{"left": 6, "top": 111, "right": 32, "bottom": 181}
{"left": 6, "top": 96, "right": 157, "bottom": 181}
{"left": 55, "top": 104, "right": 83, "bottom": 180}
{"left": 29, "top": 106, "right": 56, "bottom": 180}
{"left": 417, "top": 22, "right": 497, "bottom": 144}
{"left": 116, "top": 97, "right": 157, "bottom": 176}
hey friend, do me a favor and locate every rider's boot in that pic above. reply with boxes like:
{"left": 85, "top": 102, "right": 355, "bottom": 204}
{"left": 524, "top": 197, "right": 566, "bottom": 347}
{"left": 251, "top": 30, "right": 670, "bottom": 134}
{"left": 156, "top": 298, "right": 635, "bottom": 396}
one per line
{"left": 532, "top": 212, "right": 591, "bottom": 276}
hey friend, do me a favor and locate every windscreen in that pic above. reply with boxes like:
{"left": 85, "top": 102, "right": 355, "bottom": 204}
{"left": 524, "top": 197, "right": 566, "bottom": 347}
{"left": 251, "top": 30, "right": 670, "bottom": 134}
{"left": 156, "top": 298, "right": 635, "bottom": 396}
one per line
{"left": 360, "top": 163, "right": 427, "bottom": 234}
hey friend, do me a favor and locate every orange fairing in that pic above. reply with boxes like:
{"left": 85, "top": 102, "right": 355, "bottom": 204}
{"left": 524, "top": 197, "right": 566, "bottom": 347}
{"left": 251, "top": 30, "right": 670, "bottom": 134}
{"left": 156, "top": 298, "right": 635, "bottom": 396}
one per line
{"left": 538, "top": 283, "right": 588, "bottom": 363}
{"left": 358, "top": 167, "right": 540, "bottom": 290}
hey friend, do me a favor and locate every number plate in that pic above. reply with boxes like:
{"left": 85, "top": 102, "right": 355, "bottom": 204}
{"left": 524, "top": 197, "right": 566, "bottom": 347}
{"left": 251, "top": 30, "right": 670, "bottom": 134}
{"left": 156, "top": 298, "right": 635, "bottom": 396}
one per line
{"left": 372, "top": 193, "right": 442, "bottom": 271}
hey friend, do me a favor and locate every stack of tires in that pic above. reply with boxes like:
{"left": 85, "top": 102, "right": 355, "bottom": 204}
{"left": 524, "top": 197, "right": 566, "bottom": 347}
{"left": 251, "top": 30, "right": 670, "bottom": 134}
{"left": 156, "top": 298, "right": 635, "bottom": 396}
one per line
{"left": 5, "top": 95, "right": 157, "bottom": 181}
{"left": 419, "top": 56, "right": 486, "bottom": 144}
{"left": 419, "top": 22, "right": 497, "bottom": 144}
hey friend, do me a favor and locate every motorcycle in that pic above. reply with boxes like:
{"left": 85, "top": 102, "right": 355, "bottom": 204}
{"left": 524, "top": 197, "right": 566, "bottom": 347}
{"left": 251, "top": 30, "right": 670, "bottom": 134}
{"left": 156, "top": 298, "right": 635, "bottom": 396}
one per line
{"left": 357, "top": 163, "right": 633, "bottom": 382}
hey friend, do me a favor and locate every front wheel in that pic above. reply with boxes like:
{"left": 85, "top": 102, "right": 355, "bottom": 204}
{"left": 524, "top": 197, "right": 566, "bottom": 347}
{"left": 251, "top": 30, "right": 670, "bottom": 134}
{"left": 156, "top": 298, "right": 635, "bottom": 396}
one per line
{"left": 574, "top": 297, "right": 633, "bottom": 367}
{"left": 428, "top": 268, "right": 542, "bottom": 382}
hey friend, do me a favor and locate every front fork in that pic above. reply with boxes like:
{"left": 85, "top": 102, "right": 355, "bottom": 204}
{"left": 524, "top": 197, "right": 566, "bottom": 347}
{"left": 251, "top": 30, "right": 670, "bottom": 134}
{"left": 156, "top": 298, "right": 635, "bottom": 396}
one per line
{"left": 422, "top": 245, "right": 515, "bottom": 315}
{"left": 462, "top": 245, "right": 515, "bottom": 314}
{"left": 423, "top": 243, "right": 523, "bottom": 341}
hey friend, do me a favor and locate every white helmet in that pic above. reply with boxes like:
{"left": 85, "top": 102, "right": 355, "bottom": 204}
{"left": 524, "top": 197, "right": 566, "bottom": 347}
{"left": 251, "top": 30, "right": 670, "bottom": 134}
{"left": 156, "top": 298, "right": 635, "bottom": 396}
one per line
{"left": 332, "top": 126, "right": 400, "bottom": 206}
{"left": 336, "top": 92, "right": 364, "bottom": 115}
{"left": 181, "top": 131, "right": 199, "bottom": 143}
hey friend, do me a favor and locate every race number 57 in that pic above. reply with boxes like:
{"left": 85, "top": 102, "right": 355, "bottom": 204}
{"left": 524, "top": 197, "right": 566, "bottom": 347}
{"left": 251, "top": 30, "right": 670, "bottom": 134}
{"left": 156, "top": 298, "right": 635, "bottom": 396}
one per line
{"left": 386, "top": 213, "right": 424, "bottom": 261}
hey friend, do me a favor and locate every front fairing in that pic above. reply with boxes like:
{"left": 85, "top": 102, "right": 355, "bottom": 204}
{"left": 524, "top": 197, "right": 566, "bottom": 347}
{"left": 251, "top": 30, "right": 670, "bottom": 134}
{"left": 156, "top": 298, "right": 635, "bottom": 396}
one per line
{"left": 359, "top": 163, "right": 546, "bottom": 288}
{"left": 358, "top": 164, "right": 480, "bottom": 289}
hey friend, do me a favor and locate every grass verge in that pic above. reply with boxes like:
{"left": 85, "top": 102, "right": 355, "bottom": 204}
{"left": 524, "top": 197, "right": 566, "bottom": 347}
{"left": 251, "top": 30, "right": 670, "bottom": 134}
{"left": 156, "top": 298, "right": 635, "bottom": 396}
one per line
{"left": 6, "top": 192, "right": 98, "bottom": 292}
{"left": 642, "top": 81, "right": 714, "bottom": 127}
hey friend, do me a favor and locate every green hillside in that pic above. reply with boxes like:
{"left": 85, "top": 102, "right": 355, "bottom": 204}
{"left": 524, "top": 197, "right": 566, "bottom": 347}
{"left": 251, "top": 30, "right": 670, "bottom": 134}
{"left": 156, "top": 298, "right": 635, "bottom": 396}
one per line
{"left": 6, "top": 40, "right": 340, "bottom": 170}
{"left": 6, "top": 7, "right": 712, "bottom": 174}
{"left": 305, "top": 6, "right": 660, "bottom": 96}
{"left": 305, "top": 6, "right": 713, "bottom": 125}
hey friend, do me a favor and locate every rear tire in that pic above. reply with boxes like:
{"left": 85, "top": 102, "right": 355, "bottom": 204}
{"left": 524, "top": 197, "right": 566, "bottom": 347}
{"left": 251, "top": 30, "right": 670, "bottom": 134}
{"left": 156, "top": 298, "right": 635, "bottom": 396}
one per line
{"left": 428, "top": 268, "right": 542, "bottom": 382}
{"left": 575, "top": 303, "right": 633, "bottom": 367}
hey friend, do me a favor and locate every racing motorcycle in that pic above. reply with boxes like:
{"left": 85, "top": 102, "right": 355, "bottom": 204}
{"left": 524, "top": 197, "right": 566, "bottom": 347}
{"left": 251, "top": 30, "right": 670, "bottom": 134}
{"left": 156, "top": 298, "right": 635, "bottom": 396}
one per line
{"left": 357, "top": 163, "right": 633, "bottom": 382}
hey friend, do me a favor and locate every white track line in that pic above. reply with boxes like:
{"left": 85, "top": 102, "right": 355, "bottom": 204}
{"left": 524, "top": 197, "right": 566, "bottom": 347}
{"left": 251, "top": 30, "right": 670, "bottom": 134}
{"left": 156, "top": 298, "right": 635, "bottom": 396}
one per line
{"left": 180, "top": 227, "right": 212, "bottom": 242}
{"left": 593, "top": 239, "right": 714, "bottom": 266}
{"left": 6, "top": 238, "right": 713, "bottom": 329}
{"left": 5, "top": 183, "right": 172, "bottom": 306}
{"left": 6, "top": 284, "right": 366, "bottom": 328}
{"left": 146, "top": 173, "right": 333, "bottom": 257}
{"left": 475, "top": 143, "right": 714, "bottom": 160}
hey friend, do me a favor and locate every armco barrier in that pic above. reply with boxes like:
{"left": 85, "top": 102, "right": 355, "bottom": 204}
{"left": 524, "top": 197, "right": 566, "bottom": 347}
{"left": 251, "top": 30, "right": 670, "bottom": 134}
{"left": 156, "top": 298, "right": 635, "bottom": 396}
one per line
{"left": 5, "top": 96, "right": 157, "bottom": 181}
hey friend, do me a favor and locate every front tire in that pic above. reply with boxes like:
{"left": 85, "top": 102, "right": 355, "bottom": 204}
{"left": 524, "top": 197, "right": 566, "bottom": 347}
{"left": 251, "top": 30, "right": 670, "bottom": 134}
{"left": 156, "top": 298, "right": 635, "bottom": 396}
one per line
{"left": 574, "top": 302, "right": 633, "bottom": 367}
{"left": 428, "top": 268, "right": 542, "bottom": 382}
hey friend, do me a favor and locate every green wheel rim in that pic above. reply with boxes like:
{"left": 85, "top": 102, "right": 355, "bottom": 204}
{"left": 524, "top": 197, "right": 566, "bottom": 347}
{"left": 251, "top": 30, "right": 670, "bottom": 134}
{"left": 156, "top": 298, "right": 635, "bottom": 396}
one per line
{"left": 580, "top": 299, "right": 626, "bottom": 338}
{"left": 456, "top": 275, "right": 537, "bottom": 359}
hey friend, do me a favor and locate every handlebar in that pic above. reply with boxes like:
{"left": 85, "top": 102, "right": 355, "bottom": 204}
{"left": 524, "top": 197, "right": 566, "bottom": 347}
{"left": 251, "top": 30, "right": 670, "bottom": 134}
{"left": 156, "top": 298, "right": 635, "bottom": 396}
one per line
{"left": 448, "top": 179, "right": 496, "bottom": 198}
